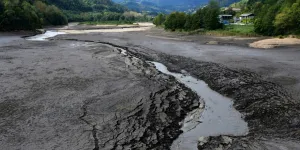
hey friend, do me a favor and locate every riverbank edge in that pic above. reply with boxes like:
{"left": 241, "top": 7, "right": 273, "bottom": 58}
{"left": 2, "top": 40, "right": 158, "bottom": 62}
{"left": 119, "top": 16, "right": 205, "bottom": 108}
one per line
{"left": 123, "top": 43, "right": 300, "bottom": 149}
{"left": 151, "top": 27, "right": 300, "bottom": 49}
{"left": 57, "top": 36, "right": 300, "bottom": 148}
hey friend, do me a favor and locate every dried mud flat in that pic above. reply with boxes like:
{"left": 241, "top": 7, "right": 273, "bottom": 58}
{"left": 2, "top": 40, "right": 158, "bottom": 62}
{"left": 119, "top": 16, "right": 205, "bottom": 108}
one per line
{"left": 1, "top": 25, "right": 300, "bottom": 150}
{"left": 0, "top": 38, "right": 199, "bottom": 149}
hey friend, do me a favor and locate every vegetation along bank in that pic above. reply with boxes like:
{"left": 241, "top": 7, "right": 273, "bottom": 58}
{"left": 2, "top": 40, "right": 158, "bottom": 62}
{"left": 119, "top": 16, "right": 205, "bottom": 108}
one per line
{"left": 153, "top": 0, "right": 300, "bottom": 36}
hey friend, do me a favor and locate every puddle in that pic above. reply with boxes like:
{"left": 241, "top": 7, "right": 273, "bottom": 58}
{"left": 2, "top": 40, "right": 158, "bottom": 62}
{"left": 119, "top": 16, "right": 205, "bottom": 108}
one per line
{"left": 26, "top": 31, "right": 65, "bottom": 41}
{"left": 149, "top": 62, "right": 248, "bottom": 150}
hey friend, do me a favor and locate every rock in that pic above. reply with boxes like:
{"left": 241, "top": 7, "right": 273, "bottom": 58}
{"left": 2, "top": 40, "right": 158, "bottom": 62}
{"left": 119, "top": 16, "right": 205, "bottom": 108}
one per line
{"left": 198, "top": 136, "right": 210, "bottom": 146}
{"left": 35, "top": 29, "right": 46, "bottom": 34}
{"left": 221, "top": 136, "right": 233, "bottom": 145}
{"left": 206, "top": 41, "right": 219, "bottom": 45}
{"left": 242, "top": 143, "right": 248, "bottom": 148}
{"left": 216, "top": 144, "right": 224, "bottom": 150}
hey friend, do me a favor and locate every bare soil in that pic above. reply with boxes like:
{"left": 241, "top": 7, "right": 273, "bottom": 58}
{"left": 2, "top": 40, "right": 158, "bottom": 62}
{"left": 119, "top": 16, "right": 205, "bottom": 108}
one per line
{"left": 1, "top": 25, "right": 300, "bottom": 150}
{"left": 249, "top": 37, "right": 300, "bottom": 48}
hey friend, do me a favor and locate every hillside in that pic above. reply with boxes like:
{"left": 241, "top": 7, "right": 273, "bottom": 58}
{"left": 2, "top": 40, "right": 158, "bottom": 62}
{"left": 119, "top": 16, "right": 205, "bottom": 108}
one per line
{"left": 112, "top": 0, "right": 241, "bottom": 14}
{"left": 45, "top": 0, "right": 126, "bottom": 13}
{"left": 0, "top": 0, "right": 67, "bottom": 31}
{"left": 0, "top": 0, "right": 128, "bottom": 30}
{"left": 248, "top": 0, "right": 300, "bottom": 35}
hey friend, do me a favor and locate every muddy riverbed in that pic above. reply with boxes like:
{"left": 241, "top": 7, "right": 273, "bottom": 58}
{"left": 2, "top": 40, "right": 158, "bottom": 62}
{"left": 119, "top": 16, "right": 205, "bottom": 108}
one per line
{"left": 1, "top": 24, "right": 300, "bottom": 150}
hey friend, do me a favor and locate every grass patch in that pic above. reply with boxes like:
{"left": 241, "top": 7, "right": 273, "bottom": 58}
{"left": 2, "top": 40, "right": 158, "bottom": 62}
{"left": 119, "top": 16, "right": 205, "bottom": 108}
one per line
{"left": 205, "top": 25, "right": 259, "bottom": 37}
{"left": 161, "top": 25, "right": 259, "bottom": 37}
{"left": 79, "top": 21, "right": 135, "bottom": 25}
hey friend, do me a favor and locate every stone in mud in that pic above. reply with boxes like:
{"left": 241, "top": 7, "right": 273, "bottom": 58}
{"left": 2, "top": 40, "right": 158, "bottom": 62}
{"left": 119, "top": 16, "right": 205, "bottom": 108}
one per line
{"left": 198, "top": 136, "right": 210, "bottom": 147}
{"left": 35, "top": 29, "right": 46, "bottom": 34}
{"left": 221, "top": 136, "right": 232, "bottom": 145}
{"left": 206, "top": 41, "right": 219, "bottom": 45}
{"left": 198, "top": 136, "right": 234, "bottom": 150}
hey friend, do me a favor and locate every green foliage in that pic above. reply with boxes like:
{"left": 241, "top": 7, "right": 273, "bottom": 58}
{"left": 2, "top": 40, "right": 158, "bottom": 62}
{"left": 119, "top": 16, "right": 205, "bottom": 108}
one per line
{"left": 253, "top": 2, "right": 281, "bottom": 35}
{"left": 0, "top": 0, "right": 68, "bottom": 31}
{"left": 153, "top": 13, "right": 165, "bottom": 26}
{"left": 161, "top": 0, "right": 223, "bottom": 31}
{"left": 204, "top": 24, "right": 258, "bottom": 37}
{"left": 274, "top": 0, "right": 300, "bottom": 34}
{"left": 202, "top": 1, "right": 223, "bottom": 30}
{"left": 251, "top": 0, "right": 300, "bottom": 35}
{"left": 230, "top": 0, "right": 248, "bottom": 8}
{"left": 45, "top": 0, "right": 127, "bottom": 22}
{"left": 44, "top": 5, "right": 68, "bottom": 25}
{"left": 184, "top": 14, "right": 192, "bottom": 30}
{"left": 164, "top": 12, "right": 186, "bottom": 31}
{"left": 0, "top": 0, "right": 151, "bottom": 31}
{"left": 241, "top": 18, "right": 254, "bottom": 24}
{"left": 45, "top": 0, "right": 126, "bottom": 13}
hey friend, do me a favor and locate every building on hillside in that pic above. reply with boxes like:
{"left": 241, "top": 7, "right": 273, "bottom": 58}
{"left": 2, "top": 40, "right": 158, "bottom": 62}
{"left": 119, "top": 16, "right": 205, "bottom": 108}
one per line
{"left": 240, "top": 13, "right": 255, "bottom": 24}
{"left": 219, "top": 14, "right": 233, "bottom": 25}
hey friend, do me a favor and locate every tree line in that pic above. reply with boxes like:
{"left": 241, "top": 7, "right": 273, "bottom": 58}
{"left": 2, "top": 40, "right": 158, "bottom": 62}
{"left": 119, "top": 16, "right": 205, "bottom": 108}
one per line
{"left": 153, "top": 1, "right": 223, "bottom": 31}
{"left": 66, "top": 11, "right": 151, "bottom": 23}
{"left": 154, "top": 0, "right": 300, "bottom": 36}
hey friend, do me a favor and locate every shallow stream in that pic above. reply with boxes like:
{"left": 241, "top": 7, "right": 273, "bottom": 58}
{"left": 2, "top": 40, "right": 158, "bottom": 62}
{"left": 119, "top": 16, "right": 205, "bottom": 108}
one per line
{"left": 150, "top": 62, "right": 249, "bottom": 150}
{"left": 26, "top": 31, "right": 65, "bottom": 41}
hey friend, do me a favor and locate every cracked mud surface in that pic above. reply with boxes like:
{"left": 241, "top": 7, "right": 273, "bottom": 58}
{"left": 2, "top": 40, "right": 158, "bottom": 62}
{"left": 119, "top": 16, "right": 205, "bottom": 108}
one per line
{"left": 0, "top": 38, "right": 199, "bottom": 149}
{"left": 1, "top": 25, "right": 300, "bottom": 150}
{"left": 53, "top": 28, "right": 300, "bottom": 149}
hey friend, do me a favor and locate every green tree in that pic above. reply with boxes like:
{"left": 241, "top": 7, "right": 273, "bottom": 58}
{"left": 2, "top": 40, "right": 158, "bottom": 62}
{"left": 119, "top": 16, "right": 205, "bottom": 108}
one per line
{"left": 184, "top": 14, "right": 192, "bottom": 30}
{"left": 153, "top": 13, "right": 165, "bottom": 26}
{"left": 44, "top": 5, "right": 68, "bottom": 25}
{"left": 254, "top": 3, "right": 281, "bottom": 35}
{"left": 274, "top": 0, "right": 300, "bottom": 34}
{"left": 191, "top": 8, "right": 204, "bottom": 30}
{"left": 202, "top": 0, "right": 223, "bottom": 30}
{"left": 164, "top": 12, "right": 186, "bottom": 31}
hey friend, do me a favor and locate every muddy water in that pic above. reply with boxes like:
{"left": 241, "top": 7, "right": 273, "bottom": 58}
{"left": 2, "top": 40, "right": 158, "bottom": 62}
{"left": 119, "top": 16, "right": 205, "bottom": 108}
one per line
{"left": 26, "top": 31, "right": 65, "bottom": 41}
{"left": 150, "top": 62, "right": 248, "bottom": 150}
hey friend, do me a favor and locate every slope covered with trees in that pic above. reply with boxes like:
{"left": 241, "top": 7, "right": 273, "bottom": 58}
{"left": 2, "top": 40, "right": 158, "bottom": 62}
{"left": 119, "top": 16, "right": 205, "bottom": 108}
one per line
{"left": 43, "top": 0, "right": 127, "bottom": 22}
{"left": 113, "top": 0, "right": 241, "bottom": 14}
{"left": 0, "top": 0, "right": 67, "bottom": 31}
{"left": 249, "top": 0, "right": 300, "bottom": 35}
{"left": 0, "top": 0, "right": 142, "bottom": 31}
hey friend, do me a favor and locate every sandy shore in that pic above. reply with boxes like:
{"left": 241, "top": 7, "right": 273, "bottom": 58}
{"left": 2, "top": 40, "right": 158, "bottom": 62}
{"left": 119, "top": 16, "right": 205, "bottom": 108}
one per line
{"left": 249, "top": 37, "right": 300, "bottom": 48}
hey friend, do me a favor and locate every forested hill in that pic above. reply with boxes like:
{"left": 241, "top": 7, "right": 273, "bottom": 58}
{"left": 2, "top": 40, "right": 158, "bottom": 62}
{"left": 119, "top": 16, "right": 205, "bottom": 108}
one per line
{"left": 248, "top": 0, "right": 300, "bottom": 35}
{"left": 0, "top": 0, "right": 68, "bottom": 31}
{"left": 0, "top": 0, "right": 128, "bottom": 31}
{"left": 45, "top": 0, "right": 128, "bottom": 21}
{"left": 45, "top": 0, "right": 126, "bottom": 13}
{"left": 112, "top": 0, "right": 241, "bottom": 13}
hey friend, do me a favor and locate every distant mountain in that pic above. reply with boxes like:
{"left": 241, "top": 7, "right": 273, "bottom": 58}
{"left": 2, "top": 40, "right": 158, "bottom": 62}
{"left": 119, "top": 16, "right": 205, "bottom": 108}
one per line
{"left": 112, "top": 0, "right": 241, "bottom": 14}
